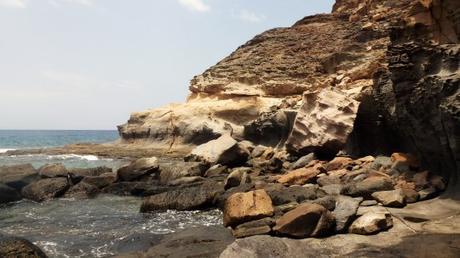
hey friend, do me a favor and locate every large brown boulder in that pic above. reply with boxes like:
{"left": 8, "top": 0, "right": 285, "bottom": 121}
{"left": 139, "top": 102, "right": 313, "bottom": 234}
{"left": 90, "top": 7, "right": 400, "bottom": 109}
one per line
{"left": 0, "top": 164, "right": 38, "bottom": 190}
{"left": 140, "top": 181, "right": 224, "bottom": 212}
{"left": 286, "top": 89, "right": 360, "bottom": 156}
{"left": 38, "top": 163, "right": 68, "bottom": 178}
{"left": 277, "top": 162, "right": 324, "bottom": 186}
{"left": 117, "top": 157, "right": 160, "bottom": 181}
{"left": 223, "top": 189, "right": 274, "bottom": 227}
{"left": 0, "top": 235, "right": 47, "bottom": 258}
{"left": 21, "top": 178, "right": 69, "bottom": 202}
{"left": 273, "top": 203, "right": 335, "bottom": 238}
{"left": 185, "top": 135, "right": 249, "bottom": 167}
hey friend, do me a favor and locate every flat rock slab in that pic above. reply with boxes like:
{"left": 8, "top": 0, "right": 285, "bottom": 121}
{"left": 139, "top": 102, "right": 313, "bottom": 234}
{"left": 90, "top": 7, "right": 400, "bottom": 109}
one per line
{"left": 349, "top": 212, "right": 393, "bottom": 235}
{"left": 223, "top": 189, "right": 274, "bottom": 227}
{"left": 372, "top": 189, "right": 406, "bottom": 207}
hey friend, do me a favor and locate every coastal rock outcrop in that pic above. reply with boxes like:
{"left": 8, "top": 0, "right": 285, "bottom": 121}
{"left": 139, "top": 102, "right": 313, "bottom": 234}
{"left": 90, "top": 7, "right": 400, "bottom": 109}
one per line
{"left": 0, "top": 235, "right": 47, "bottom": 258}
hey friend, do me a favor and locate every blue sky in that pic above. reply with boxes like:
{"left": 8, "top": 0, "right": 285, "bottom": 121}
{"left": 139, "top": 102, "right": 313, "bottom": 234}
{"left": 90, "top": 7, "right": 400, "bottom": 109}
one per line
{"left": 0, "top": 0, "right": 334, "bottom": 130}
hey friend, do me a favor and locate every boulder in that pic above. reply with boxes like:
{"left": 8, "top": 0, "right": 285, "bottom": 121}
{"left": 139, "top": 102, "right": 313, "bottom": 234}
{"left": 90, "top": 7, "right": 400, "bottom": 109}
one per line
{"left": 277, "top": 162, "right": 324, "bottom": 185}
{"left": 68, "top": 166, "right": 113, "bottom": 177}
{"left": 342, "top": 176, "right": 394, "bottom": 197}
{"left": 371, "top": 189, "right": 406, "bottom": 207}
{"left": 117, "top": 157, "right": 160, "bottom": 181}
{"left": 273, "top": 203, "right": 335, "bottom": 238}
{"left": 159, "top": 161, "right": 209, "bottom": 184}
{"left": 265, "top": 184, "right": 323, "bottom": 206}
{"left": 81, "top": 173, "right": 117, "bottom": 189}
{"left": 185, "top": 135, "right": 249, "bottom": 167}
{"left": 214, "top": 183, "right": 255, "bottom": 209}
{"left": 332, "top": 195, "right": 361, "bottom": 232}
{"left": 325, "top": 157, "right": 353, "bottom": 171}
{"left": 0, "top": 235, "right": 47, "bottom": 258}
{"left": 38, "top": 163, "right": 68, "bottom": 178}
{"left": 251, "top": 145, "right": 269, "bottom": 158}
{"left": 119, "top": 226, "right": 234, "bottom": 258}
{"left": 391, "top": 153, "right": 419, "bottom": 169}
{"left": 0, "top": 164, "right": 38, "bottom": 190}
{"left": 0, "top": 184, "right": 22, "bottom": 204}
{"left": 224, "top": 168, "right": 251, "bottom": 190}
{"left": 321, "top": 184, "right": 344, "bottom": 196}
{"left": 223, "top": 189, "right": 274, "bottom": 227}
{"left": 349, "top": 212, "right": 393, "bottom": 235}
{"left": 167, "top": 176, "right": 205, "bottom": 186}
{"left": 371, "top": 156, "right": 392, "bottom": 170}
{"left": 317, "top": 175, "right": 342, "bottom": 187}
{"left": 290, "top": 153, "right": 316, "bottom": 169}
{"left": 400, "top": 188, "right": 419, "bottom": 203}
{"left": 21, "top": 178, "right": 69, "bottom": 202}
{"left": 286, "top": 89, "right": 360, "bottom": 156}
{"left": 232, "top": 218, "right": 275, "bottom": 238}
{"left": 63, "top": 182, "right": 100, "bottom": 199}
{"left": 204, "top": 164, "right": 228, "bottom": 178}
{"left": 140, "top": 181, "right": 224, "bottom": 212}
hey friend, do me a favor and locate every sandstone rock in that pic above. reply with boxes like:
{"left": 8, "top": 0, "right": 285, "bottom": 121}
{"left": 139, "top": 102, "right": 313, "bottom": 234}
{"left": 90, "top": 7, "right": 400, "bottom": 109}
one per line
{"left": 251, "top": 145, "right": 269, "bottom": 158}
{"left": 81, "top": 173, "right": 117, "bottom": 189}
{"left": 401, "top": 188, "right": 419, "bottom": 203}
{"left": 0, "top": 235, "right": 47, "bottom": 258}
{"left": 102, "top": 182, "right": 168, "bottom": 197}
{"left": 0, "top": 184, "right": 22, "bottom": 204}
{"left": 39, "top": 163, "right": 68, "bottom": 178}
{"left": 21, "top": 178, "right": 69, "bottom": 202}
{"left": 413, "top": 171, "right": 429, "bottom": 191}
{"left": 372, "top": 189, "right": 406, "bottom": 207}
{"left": 391, "top": 153, "right": 419, "bottom": 168}
{"left": 321, "top": 184, "right": 344, "bottom": 195}
{"left": 277, "top": 163, "right": 324, "bottom": 185}
{"left": 307, "top": 195, "right": 337, "bottom": 211}
{"left": 0, "top": 164, "right": 38, "bottom": 190}
{"left": 68, "top": 166, "right": 113, "bottom": 177}
{"left": 333, "top": 195, "right": 361, "bottom": 232}
{"left": 63, "top": 182, "right": 100, "bottom": 199}
{"left": 429, "top": 175, "right": 446, "bottom": 191}
{"left": 224, "top": 168, "right": 251, "bottom": 190}
{"left": 265, "top": 184, "right": 323, "bottom": 206}
{"left": 360, "top": 200, "right": 378, "bottom": 206}
{"left": 159, "top": 161, "right": 208, "bottom": 184}
{"left": 117, "top": 157, "right": 160, "bottom": 181}
{"left": 204, "top": 164, "right": 228, "bottom": 178}
{"left": 356, "top": 205, "right": 388, "bottom": 217}
{"left": 214, "top": 183, "right": 254, "bottom": 209}
{"left": 371, "top": 156, "right": 392, "bottom": 170}
{"left": 286, "top": 89, "right": 360, "bottom": 156}
{"left": 273, "top": 203, "right": 335, "bottom": 238}
{"left": 223, "top": 189, "right": 274, "bottom": 227}
{"left": 349, "top": 212, "right": 393, "bottom": 235}
{"left": 167, "top": 176, "right": 205, "bottom": 186}
{"left": 418, "top": 187, "right": 438, "bottom": 201}
{"left": 317, "top": 175, "right": 342, "bottom": 187}
{"left": 232, "top": 218, "right": 275, "bottom": 238}
{"left": 141, "top": 181, "right": 224, "bottom": 212}
{"left": 185, "top": 135, "right": 249, "bottom": 167}
{"left": 326, "top": 157, "right": 353, "bottom": 171}
{"left": 290, "top": 153, "right": 317, "bottom": 170}
{"left": 342, "top": 176, "right": 394, "bottom": 197}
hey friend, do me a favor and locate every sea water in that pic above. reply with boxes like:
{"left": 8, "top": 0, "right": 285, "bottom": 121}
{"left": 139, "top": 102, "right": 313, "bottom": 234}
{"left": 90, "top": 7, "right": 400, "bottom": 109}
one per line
{"left": 0, "top": 130, "right": 222, "bottom": 257}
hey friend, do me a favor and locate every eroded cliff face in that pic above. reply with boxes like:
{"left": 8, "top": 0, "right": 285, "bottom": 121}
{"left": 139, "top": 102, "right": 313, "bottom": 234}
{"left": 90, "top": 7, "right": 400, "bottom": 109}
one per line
{"left": 118, "top": 0, "right": 459, "bottom": 190}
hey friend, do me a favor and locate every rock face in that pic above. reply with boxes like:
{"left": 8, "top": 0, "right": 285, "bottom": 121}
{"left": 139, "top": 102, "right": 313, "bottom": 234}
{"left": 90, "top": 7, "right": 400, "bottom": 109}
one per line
{"left": 0, "top": 235, "right": 47, "bottom": 258}
{"left": 223, "top": 190, "right": 274, "bottom": 227}
{"left": 273, "top": 203, "right": 335, "bottom": 238}
{"left": 286, "top": 89, "right": 360, "bottom": 157}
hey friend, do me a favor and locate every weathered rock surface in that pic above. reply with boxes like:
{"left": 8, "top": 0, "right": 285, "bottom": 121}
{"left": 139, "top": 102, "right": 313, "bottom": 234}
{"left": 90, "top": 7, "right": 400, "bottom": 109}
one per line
{"left": 38, "top": 163, "right": 68, "bottom": 178}
{"left": 0, "top": 235, "right": 47, "bottom": 258}
{"left": 117, "top": 157, "right": 159, "bottom": 181}
{"left": 63, "top": 182, "right": 100, "bottom": 199}
{"left": 21, "top": 178, "right": 69, "bottom": 202}
{"left": 342, "top": 176, "right": 394, "bottom": 197}
{"left": 372, "top": 189, "right": 406, "bottom": 207}
{"left": 333, "top": 195, "right": 361, "bottom": 232}
{"left": 277, "top": 162, "right": 324, "bottom": 185}
{"left": 349, "top": 212, "right": 393, "bottom": 235}
{"left": 185, "top": 135, "right": 249, "bottom": 167}
{"left": 140, "top": 181, "right": 224, "bottom": 212}
{"left": 286, "top": 89, "right": 360, "bottom": 157}
{"left": 232, "top": 218, "right": 275, "bottom": 239}
{"left": 224, "top": 168, "right": 251, "bottom": 190}
{"left": 273, "top": 203, "right": 335, "bottom": 238}
{"left": 223, "top": 189, "right": 274, "bottom": 227}
{"left": 0, "top": 164, "right": 38, "bottom": 190}
{"left": 81, "top": 173, "right": 117, "bottom": 189}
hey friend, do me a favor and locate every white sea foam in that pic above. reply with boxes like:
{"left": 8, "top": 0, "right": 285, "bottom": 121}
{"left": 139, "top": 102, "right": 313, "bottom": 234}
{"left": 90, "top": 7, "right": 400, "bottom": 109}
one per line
{"left": 49, "top": 154, "right": 101, "bottom": 161}
{"left": 0, "top": 148, "right": 15, "bottom": 153}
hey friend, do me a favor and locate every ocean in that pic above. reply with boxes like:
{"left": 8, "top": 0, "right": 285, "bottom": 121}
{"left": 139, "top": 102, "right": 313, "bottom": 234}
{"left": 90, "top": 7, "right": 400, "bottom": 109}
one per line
{"left": 0, "top": 130, "right": 221, "bottom": 257}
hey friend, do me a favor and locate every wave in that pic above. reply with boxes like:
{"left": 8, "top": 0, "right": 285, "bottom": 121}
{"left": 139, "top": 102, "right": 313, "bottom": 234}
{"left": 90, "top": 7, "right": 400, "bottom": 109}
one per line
{"left": 0, "top": 148, "right": 15, "bottom": 153}
{"left": 48, "top": 154, "right": 102, "bottom": 161}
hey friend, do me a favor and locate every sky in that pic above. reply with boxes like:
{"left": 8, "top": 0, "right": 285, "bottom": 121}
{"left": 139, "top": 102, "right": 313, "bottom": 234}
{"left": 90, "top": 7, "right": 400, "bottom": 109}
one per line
{"left": 0, "top": 0, "right": 335, "bottom": 130}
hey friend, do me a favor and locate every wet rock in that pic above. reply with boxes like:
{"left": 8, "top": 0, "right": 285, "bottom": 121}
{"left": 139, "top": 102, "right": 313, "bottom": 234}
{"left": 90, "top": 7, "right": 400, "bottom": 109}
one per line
{"left": 277, "top": 162, "right": 324, "bottom": 186}
{"left": 39, "top": 163, "right": 68, "bottom": 178}
{"left": 342, "top": 176, "right": 394, "bottom": 197}
{"left": 223, "top": 189, "right": 274, "bottom": 227}
{"left": 349, "top": 212, "right": 393, "bottom": 235}
{"left": 286, "top": 89, "right": 360, "bottom": 157}
{"left": 273, "top": 203, "right": 335, "bottom": 238}
{"left": 0, "top": 184, "right": 22, "bottom": 204}
{"left": 265, "top": 184, "right": 323, "bottom": 206}
{"left": 290, "top": 153, "right": 316, "bottom": 169}
{"left": 63, "top": 182, "right": 100, "bottom": 199}
{"left": 117, "top": 157, "right": 160, "bottom": 181}
{"left": 81, "top": 173, "right": 117, "bottom": 189}
{"left": 232, "top": 218, "right": 275, "bottom": 238}
{"left": 371, "top": 189, "right": 406, "bottom": 208}
{"left": 0, "top": 164, "right": 38, "bottom": 190}
{"left": 21, "top": 178, "right": 69, "bottom": 202}
{"left": 159, "top": 161, "right": 209, "bottom": 184}
{"left": 184, "top": 135, "right": 249, "bottom": 167}
{"left": 333, "top": 195, "right": 361, "bottom": 232}
{"left": 122, "top": 226, "right": 234, "bottom": 258}
{"left": 140, "top": 181, "right": 224, "bottom": 212}
{"left": 224, "top": 168, "right": 251, "bottom": 190}
{"left": 0, "top": 235, "right": 47, "bottom": 258}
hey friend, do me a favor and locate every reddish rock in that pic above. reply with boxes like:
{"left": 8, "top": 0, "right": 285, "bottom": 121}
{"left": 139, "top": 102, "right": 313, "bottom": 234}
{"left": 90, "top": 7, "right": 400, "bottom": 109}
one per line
{"left": 223, "top": 190, "right": 274, "bottom": 227}
{"left": 277, "top": 163, "right": 324, "bottom": 186}
{"left": 326, "top": 157, "right": 353, "bottom": 171}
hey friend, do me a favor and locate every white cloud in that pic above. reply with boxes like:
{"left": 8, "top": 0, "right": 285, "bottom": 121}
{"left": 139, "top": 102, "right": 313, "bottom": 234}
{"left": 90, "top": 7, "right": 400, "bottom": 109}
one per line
{"left": 48, "top": 0, "right": 94, "bottom": 7}
{"left": 238, "top": 9, "right": 266, "bottom": 23}
{"left": 0, "top": 0, "right": 27, "bottom": 9}
{"left": 178, "top": 0, "right": 210, "bottom": 12}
